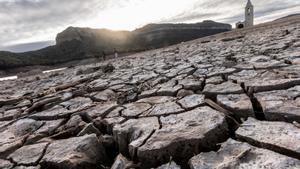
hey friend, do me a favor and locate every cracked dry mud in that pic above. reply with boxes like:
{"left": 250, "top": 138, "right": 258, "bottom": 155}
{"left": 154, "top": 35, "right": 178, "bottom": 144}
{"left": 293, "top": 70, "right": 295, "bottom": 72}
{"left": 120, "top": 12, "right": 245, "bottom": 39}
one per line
{"left": 0, "top": 17, "right": 300, "bottom": 169}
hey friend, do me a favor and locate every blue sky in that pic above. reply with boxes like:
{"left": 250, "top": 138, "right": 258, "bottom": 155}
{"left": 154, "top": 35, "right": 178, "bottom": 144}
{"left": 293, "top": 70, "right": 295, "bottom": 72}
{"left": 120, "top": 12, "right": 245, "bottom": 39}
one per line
{"left": 0, "top": 0, "right": 299, "bottom": 52}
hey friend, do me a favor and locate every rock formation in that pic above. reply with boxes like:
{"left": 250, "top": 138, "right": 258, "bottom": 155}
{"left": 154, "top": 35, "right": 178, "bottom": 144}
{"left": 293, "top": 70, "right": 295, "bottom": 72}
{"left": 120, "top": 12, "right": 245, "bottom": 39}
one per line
{"left": 0, "top": 15, "right": 299, "bottom": 169}
{"left": 0, "top": 21, "right": 231, "bottom": 69}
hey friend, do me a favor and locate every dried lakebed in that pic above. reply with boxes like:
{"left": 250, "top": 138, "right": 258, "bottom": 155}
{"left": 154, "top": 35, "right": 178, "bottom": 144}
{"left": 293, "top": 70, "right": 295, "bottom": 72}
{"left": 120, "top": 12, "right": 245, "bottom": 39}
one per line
{"left": 0, "top": 17, "right": 300, "bottom": 169}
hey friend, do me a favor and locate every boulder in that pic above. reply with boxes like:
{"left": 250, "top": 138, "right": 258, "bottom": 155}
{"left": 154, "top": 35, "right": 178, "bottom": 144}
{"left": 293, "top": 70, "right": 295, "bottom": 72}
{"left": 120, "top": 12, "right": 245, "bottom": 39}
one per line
{"left": 102, "top": 63, "right": 115, "bottom": 73}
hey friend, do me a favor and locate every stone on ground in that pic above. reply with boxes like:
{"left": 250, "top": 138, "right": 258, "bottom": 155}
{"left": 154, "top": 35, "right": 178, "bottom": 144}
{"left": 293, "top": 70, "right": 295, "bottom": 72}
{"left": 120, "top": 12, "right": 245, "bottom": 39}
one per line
{"left": 121, "top": 102, "right": 152, "bottom": 117}
{"left": 189, "top": 139, "right": 300, "bottom": 169}
{"left": 203, "top": 81, "right": 243, "bottom": 95}
{"left": 113, "top": 117, "right": 160, "bottom": 158}
{"left": 8, "top": 142, "right": 48, "bottom": 166}
{"left": 0, "top": 159, "right": 13, "bottom": 169}
{"left": 141, "top": 101, "right": 184, "bottom": 117}
{"left": 111, "top": 154, "right": 134, "bottom": 169}
{"left": 254, "top": 86, "right": 300, "bottom": 122}
{"left": 217, "top": 94, "right": 254, "bottom": 118}
{"left": 13, "top": 166, "right": 41, "bottom": 169}
{"left": 156, "top": 161, "right": 181, "bottom": 169}
{"left": 40, "top": 134, "right": 108, "bottom": 169}
{"left": 177, "top": 94, "right": 205, "bottom": 110}
{"left": 0, "top": 119, "right": 44, "bottom": 157}
{"left": 137, "top": 106, "right": 228, "bottom": 168}
{"left": 236, "top": 118, "right": 300, "bottom": 159}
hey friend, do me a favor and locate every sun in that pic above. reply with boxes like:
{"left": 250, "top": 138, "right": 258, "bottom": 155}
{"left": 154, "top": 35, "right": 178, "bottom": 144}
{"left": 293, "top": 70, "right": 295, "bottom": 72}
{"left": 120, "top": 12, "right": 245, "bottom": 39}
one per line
{"left": 91, "top": 0, "right": 199, "bottom": 31}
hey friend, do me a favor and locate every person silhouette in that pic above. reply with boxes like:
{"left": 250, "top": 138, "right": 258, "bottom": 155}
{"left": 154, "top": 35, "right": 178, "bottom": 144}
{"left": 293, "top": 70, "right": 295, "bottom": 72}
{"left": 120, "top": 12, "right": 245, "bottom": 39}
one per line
{"left": 114, "top": 48, "right": 118, "bottom": 59}
{"left": 102, "top": 51, "right": 106, "bottom": 61}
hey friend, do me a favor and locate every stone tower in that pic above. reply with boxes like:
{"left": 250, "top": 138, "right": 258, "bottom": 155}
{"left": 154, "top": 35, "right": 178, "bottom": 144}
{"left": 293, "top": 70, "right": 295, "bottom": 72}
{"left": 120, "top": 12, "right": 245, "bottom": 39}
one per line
{"left": 245, "top": 0, "right": 254, "bottom": 27}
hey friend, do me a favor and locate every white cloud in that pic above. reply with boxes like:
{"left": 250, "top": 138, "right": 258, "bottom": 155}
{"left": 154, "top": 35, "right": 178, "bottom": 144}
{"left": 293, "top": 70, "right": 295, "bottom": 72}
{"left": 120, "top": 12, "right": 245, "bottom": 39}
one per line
{"left": 0, "top": 0, "right": 299, "bottom": 50}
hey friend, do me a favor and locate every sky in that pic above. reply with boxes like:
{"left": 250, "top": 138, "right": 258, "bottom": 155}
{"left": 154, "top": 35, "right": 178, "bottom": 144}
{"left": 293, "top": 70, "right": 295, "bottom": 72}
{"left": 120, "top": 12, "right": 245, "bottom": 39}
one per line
{"left": 0, "top": 0, "right": 299, "bottom": 52}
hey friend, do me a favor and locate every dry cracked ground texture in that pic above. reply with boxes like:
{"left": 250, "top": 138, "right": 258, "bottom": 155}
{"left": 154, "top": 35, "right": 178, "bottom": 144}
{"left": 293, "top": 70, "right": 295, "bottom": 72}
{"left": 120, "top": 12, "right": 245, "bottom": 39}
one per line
{"left": 1, "top": 18, "right": 300, "bottom": 169}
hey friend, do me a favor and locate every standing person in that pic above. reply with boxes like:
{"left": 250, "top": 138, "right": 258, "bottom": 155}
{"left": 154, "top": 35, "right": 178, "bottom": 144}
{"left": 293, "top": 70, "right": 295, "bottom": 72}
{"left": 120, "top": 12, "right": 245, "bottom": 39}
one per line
{"left": 114, "top": 48, "right": 118, "bottom": 59}
{"left": 102, "top": 51, "right": 106, "bottom": 61}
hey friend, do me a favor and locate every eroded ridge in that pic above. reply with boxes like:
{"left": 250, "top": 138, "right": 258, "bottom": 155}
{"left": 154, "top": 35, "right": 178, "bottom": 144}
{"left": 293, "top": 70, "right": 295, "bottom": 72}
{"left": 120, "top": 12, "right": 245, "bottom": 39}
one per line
{"left": 0, "top": 16, "right": 300, "bottom": 169}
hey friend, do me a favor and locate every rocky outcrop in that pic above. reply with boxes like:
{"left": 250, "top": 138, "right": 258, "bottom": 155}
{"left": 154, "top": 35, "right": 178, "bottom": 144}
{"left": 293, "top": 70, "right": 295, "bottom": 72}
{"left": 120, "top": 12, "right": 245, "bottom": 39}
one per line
{"left": 56, "top": 27, "right": 134, "bottom": 55}
{"left": 0, "top": 15, "right": 299, "bottom": 169}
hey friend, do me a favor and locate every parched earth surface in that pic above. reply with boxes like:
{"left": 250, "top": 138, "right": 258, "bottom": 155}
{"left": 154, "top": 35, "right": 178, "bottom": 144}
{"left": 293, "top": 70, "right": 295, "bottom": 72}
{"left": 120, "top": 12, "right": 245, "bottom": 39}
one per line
{"left": 1, "top": 16, "right": 300, "bottom": 169}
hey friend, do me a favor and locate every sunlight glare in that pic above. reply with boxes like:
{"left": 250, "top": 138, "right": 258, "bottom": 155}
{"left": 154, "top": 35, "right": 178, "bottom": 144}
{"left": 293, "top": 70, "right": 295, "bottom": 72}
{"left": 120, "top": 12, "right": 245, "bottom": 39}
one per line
{"left": 93, "top": 0, "right": 199, "bottom": 30}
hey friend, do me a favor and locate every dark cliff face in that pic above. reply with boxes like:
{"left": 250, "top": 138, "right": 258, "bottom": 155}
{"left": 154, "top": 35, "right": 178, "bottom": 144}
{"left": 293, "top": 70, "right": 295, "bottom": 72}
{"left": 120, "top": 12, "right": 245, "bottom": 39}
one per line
{"left": 0, "top": 21, "right": 231, "bottom": 69}
{"left": 134, "top": 21, "right": 232, "bottom": 48}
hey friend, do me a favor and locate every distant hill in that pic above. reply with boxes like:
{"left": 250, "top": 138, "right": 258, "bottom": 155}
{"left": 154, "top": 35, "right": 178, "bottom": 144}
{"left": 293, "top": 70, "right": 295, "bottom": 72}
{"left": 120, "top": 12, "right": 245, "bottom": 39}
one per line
{"left": 133, "top": 21, "right": 231, "bottom": 48}
{"left": 0, "top": 41, "right": 55, "bottom": 53}
{"left": 275, "top": 13, "right": 300, "bottom": 21}
{"left": 0, "top": 21, "right": 231, "bottom": 69}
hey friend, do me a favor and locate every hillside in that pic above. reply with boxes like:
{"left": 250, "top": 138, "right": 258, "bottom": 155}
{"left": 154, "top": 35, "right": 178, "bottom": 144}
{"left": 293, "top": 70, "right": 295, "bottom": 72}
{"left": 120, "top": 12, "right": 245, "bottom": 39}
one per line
{"left": 0, "top": 15, "right": 299, "bottom": 169}
{"left": 276, "top": 13, "right": 300, "bottom": 21}
{"left": 0, "top": 21, "right": 231, "bottom": 69}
